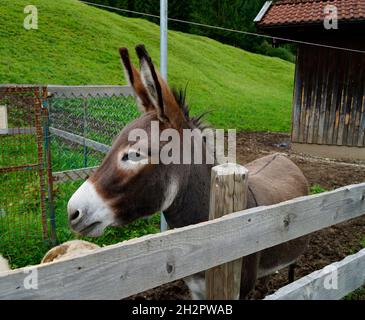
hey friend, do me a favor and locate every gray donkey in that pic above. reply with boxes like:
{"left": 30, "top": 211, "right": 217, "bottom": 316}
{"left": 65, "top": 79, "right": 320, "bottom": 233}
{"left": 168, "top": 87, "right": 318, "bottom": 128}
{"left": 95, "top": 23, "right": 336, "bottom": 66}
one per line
{"left": 67, "top": 45, "right": 309, "bottom": 299}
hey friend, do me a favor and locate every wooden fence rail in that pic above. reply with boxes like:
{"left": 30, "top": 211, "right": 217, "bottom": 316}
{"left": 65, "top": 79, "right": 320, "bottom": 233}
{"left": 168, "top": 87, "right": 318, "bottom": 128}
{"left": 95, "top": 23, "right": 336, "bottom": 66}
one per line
{"left": 265, "top": 248, "right": 365, "bottom": 300}
{"left": 52, "top": 166, "right": 99, "bottom": 183}
{"left": 50, "top": 128, "right": 111, "bottom": 154}
{"left": 0, "top": 179, "right": 365, "bottom": 300}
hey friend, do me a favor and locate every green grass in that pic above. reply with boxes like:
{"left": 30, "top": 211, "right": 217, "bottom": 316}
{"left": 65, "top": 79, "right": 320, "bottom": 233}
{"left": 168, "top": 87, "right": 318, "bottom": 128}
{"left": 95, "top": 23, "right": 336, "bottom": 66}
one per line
{"left": 361, "top": 237, "right": 365, "bottom": 248}
{"left": 1, "top": 0, "right": 293, "bottom": 268}
{"left": 310, "top": 184, "right": 328, "bottom": 195}
{"left": 1, "top": 129, "right": 160, "bottom": 269}
{"left": 344, "top": 235, "right": 365, "bottom": 300}
{"left": 2, "top": 0, "right": 364, "bottom": 301}
{"left": 0, "top": 85, "right": 147, "bottom": 268}
{"left": 0, "top": 94, "right": 154, "bottom": 268}
{"left": 1, "top": 154, "right": 160, "bottom": 268}
{"left": 344, "top": 287, "right": 365, "bottom": 300}
{"left": 1, "top": 0, "right": 294, "bottom": 132}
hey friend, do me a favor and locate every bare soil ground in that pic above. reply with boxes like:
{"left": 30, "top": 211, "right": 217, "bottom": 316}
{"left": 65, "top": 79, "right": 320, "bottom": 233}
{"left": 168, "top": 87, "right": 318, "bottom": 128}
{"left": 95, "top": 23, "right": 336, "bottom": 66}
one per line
{"left": 129, "top": 132, "right": 365, "bottom": 300}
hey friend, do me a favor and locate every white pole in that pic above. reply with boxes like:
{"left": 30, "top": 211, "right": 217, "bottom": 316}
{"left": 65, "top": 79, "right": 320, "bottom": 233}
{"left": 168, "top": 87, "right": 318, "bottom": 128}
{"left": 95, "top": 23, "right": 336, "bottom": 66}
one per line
{"left": 160, "top": 0, "right": 168, "bottom": 80}
{"left": 160, "top": 0, "right": 168, "bottom": 232}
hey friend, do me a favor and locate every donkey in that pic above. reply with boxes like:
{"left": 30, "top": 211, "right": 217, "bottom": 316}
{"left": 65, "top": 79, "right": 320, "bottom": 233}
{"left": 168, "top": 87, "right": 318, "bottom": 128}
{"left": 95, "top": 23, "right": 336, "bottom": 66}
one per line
{"left": 67, "top": 45, "right": 309, "bottom": 299}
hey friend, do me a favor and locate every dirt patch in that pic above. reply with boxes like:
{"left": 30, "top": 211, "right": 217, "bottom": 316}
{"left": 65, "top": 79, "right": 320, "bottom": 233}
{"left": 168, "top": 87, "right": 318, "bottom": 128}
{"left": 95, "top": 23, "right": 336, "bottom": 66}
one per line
{"left": 128, "top": 132, "right": 365, "bottom": 300}
{"left": 235, "top": 132, "right": 365, "bottom": 190}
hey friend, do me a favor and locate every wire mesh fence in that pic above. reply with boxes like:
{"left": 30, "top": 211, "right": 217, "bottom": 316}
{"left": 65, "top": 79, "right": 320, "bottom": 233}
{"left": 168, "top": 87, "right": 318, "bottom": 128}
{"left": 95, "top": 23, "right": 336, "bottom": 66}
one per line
{"left": 48, "top": 85, "right": 138, "bottom": 176}
{"left": 0, "top": 85, "right": 138, "bottom": 266}
{"left": 47, "top": 86, "right": 139, "bottom": 247}
{"left": 0, "top": 86, "right": 54, "bottom": 257}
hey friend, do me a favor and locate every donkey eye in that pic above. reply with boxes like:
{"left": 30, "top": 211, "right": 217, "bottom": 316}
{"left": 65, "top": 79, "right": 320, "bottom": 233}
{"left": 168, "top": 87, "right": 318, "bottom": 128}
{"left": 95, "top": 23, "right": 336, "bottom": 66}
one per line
{"left": 122, "top": 151, "right": 145, "bottom": 162}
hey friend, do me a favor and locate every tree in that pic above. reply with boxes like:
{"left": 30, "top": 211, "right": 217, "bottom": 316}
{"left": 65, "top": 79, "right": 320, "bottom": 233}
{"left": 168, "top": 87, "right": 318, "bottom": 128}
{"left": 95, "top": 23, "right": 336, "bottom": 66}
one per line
{"left": 85, "top": 0, "right": 295, "bottom": 62}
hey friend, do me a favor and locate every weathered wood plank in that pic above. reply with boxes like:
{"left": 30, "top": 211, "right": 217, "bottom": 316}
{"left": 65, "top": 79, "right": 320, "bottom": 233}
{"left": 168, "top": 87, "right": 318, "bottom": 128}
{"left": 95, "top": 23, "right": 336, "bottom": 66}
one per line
{"left": 1, "top": 183, "right": 365, "bottom": 300}
{"left": 331, "top": 51, "right": 347, "bottom": 145}
{"left": 298, "top": 46, "right": 310, "bottom": 143}
{"left": 50, "top": 127, "right": 110, "bottom": 154}
{"left": 48, "top": 85, "right": 133, "bottom": 98}
{"left": 53, "top": 166, "right": 99, "bottom": 183}
{"left": 0, "top": 127, "right": 36, "bottom": 135}
{"left": 322, "top": 49, "right": 335, "bottom": 145}
{"left": 317, "top": 48, "right": 332, "bottom": 145}
{"left": 347, "top": 99, "right": 357, "bottom": 147}
{"left": 336, "top": 52, "right": 350, "bottom": 145}
{"left": 291, "top": 48, "right": 302, "bottom": 143}
{"left": 343, "top": 53, "right": 356, "bottom": 146}
{"left": 206, "top": 164, "right": 249, "bottom": 300}
{"left": 265, "top": 248, "right": 365, "bottom": 300}
{"left": 357, "top": 96, "right": 365, "bottom": 147}
{"left": 352, "top": 54, "right": 365, "bottom": 146}
{"left": 357, "top": 54, "right": 365, "bottom": 147}
{"left": 346, "top": 53, "right": 360, "bottom": 146}
{"left": 304, "top": 47, "right": 316, "bottom": 144}
{"left": 326, "top": 52, "right": 340, "bottom": 145}
{"left": 0, "top": 105, "right": 8, "bottom": 129}
{"left": 310, "top": 47, "right": 323, "bottom": 144}
{"left": 253, "top": 1, "right": 273, "bottom": 22}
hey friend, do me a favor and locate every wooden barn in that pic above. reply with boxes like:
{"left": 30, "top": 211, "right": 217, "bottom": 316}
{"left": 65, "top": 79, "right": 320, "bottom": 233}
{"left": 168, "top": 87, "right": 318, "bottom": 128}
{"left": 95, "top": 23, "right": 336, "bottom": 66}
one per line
{"left": 255, "top": 0, "right": 365, "bottom": 160}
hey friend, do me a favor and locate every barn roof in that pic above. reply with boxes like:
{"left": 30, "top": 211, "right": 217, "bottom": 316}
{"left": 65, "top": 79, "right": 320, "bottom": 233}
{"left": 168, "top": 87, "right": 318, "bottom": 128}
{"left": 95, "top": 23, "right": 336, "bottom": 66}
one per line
{"left": 256, "top": 0, "right": 365, "bottom": 27}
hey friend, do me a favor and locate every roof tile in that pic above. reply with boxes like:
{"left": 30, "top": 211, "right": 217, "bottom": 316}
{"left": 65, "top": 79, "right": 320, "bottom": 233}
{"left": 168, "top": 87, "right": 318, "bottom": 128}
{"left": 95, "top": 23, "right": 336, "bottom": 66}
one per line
{"left": 258, "top": 0, "right": 365, "bottom": 26}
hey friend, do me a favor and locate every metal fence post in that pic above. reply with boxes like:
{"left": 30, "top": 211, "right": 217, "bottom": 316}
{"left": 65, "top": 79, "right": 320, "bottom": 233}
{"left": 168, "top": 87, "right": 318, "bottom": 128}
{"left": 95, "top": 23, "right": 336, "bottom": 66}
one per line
{"left": 160, "top": 0, "right": 168, "bottom": 81}
{"left": 42, "top": 87, "right": 57, "bottom": 244}
{"left": 83, "top": 98, "right": 88, "bottom": 168}
{"left": 160, "top": 0, "right": 168, "bottom": 232}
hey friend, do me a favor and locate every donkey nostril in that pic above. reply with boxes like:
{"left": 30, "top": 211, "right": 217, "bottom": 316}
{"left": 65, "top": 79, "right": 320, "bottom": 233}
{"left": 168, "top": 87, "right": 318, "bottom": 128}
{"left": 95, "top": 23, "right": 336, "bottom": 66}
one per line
{"left": 71, "top": 210, "right": 81, "bottom": 222}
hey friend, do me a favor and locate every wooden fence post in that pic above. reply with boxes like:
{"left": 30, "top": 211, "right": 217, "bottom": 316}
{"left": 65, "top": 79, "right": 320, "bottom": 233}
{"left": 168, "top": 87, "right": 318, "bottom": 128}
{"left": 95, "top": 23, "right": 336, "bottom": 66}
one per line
{"left": 0, "top": 105, "right": 8, "bottom": 129}
{"left": 206, "top": 163, "right": 249, "bottom": 300}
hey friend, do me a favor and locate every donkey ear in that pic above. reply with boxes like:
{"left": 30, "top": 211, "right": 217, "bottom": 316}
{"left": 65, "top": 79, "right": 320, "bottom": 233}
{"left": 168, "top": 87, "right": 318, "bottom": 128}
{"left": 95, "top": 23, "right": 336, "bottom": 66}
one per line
{"left": 135, "top": 44, "right": 186, "bottom": 128}
{"left": 119, "top": 48, "right": 154, "bottom": 113}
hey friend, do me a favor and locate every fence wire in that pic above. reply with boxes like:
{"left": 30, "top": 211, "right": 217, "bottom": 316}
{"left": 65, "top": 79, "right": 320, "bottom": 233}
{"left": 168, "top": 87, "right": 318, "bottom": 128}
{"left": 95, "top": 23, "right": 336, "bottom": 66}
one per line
{"left": 49, "top": 89, "right": 138, "bottom": 175}
{"left": 0, "top": 86, "right": 54, "bottom": 256}
{"left": 0, "top": 85, "right": 138, "bottom": 266}
{"left": 46, "top": 87, "right": 138, "bottom": 248}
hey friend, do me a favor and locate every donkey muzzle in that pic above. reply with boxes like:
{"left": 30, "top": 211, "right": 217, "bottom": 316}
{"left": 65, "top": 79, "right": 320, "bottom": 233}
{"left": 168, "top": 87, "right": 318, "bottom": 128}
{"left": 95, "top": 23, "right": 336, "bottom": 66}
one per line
{"left": 67, "top": 180, "right": 115, "bottom": 237}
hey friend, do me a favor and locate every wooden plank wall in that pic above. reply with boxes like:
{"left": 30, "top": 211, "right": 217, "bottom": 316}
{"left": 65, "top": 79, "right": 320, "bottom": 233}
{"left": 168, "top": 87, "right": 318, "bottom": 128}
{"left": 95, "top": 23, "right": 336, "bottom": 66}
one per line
{"left": 291, "top": 45, "right": 365, "bottom": 147}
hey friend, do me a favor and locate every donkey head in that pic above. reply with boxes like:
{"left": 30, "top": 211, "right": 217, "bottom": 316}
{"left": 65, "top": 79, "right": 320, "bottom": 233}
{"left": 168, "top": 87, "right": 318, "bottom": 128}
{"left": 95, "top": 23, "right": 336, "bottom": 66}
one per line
{"left": 67, "top": 45, "right": 208, "bottom": 237}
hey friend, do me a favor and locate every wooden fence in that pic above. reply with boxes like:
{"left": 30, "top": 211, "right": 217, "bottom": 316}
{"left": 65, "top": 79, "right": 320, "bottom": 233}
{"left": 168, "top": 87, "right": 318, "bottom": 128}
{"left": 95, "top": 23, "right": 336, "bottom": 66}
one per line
{"left": 0, "top": 163, "right": 365, "bottom": 300}
{"left": 265, "top": 248, "right": 365, "bottom": 300}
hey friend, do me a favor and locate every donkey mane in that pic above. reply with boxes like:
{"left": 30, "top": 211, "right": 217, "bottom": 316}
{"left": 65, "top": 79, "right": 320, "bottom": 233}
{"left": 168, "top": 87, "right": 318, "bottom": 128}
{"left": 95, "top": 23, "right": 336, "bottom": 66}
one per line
{"left": 171, "top": 86, "right": 209, "bottom": 131}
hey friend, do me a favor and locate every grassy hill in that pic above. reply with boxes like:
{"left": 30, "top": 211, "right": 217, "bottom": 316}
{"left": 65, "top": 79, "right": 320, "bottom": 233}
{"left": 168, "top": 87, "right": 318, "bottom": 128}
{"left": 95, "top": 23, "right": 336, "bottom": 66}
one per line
{"left": 0, "top": 0, "right": 295, "bottom": 132}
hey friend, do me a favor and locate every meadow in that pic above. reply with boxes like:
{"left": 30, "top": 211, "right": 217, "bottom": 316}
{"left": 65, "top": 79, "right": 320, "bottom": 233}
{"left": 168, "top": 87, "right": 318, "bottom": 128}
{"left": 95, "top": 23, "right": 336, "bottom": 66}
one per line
{"left": 1, "top": 0, "right": 295, "bottom": 133}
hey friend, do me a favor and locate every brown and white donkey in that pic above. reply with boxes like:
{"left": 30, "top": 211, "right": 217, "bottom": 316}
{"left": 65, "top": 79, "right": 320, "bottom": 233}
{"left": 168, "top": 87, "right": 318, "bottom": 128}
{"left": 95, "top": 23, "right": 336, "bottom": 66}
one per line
{"left": 67, "top": 45, "right": 309, "bottom": 299}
